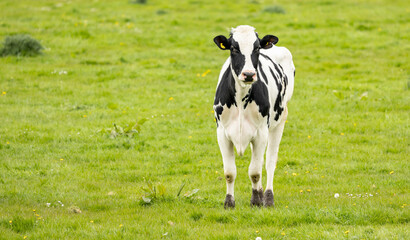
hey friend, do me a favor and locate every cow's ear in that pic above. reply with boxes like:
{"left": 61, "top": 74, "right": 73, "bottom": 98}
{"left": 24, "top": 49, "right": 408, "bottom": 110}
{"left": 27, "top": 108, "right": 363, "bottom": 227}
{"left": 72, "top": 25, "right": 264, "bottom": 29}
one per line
{"left": 214, "top": 35, "right": 231, "bottom": 50}
{"left": 260, "top": 35, "right": 278, "bottom": 49}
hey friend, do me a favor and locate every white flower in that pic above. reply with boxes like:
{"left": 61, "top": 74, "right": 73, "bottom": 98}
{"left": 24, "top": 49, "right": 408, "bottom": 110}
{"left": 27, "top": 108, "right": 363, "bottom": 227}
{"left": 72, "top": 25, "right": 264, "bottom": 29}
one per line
{"left": 334, "top": 193, "right": 340, "bottom": 198}
{"left": 46, "top": 203, "right": 51, "bottom": 207}
{"left": 256, "top": 237, "right": 262, "bottom": 240}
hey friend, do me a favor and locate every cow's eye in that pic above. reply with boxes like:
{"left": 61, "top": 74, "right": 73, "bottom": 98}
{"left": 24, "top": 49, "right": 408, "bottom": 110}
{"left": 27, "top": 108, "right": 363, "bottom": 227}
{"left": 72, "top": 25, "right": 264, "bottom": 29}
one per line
{"left": 232, "top": 48, "right": 240, "bottom": 54}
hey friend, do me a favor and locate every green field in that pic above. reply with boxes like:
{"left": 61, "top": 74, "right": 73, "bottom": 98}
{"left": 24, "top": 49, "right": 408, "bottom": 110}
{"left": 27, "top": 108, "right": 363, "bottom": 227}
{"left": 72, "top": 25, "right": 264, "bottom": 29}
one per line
{"left": 0, "top": 0, "right": 409, "bottom": 239}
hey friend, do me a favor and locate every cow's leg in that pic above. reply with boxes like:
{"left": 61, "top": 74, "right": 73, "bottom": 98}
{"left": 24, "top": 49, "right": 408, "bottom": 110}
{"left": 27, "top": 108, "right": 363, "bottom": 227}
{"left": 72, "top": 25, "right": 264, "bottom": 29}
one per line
{"left": 249, "top": 129, "right": 268, "bottom": 207}
{"left": 264, "top": 107, "right": 288, "bottom": 207}
{"left": 217, "top": 127, "right": 236, "bottom": 209}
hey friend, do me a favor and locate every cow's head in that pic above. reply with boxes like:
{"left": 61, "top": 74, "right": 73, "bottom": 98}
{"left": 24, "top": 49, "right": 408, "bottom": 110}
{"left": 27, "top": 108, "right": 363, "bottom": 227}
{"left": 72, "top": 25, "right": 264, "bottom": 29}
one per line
{"left": 214, "top": 25, "right": 278, "bottom": 86}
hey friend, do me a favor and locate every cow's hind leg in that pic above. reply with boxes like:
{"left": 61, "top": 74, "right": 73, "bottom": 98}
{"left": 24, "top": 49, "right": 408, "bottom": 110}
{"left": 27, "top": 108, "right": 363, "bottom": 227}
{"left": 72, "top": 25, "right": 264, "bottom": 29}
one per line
{"left": 217, "top": 127, "right": 236, "bottom": 209}
{"left": 265, "top": 108, "right": 288, "bottom": 207}
{"left": 249, "top": 130, "right": 268, "bottom": 207}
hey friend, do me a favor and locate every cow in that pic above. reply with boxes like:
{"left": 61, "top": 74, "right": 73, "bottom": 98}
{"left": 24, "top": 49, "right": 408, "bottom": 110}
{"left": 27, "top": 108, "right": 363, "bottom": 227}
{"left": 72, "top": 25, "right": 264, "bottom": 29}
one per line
{"left": 213, "top": 25, "right": 295, "bottom": 208}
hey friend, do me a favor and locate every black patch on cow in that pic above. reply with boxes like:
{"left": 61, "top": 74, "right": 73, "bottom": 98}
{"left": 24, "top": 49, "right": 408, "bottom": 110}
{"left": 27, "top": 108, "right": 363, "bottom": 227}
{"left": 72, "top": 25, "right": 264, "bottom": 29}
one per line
{"left": 230, "top": 39, "right": 245, "bottom": 77}
{"left": 251, "top": 39, "right": 260, "bottom": 69}
{"left": 257, "top": 61, "right": 268, "bottom": 84}
{"left": 214, "top": 67, "right": 237, "bottom": 122}
{"left": 259, "top": 53, "right": 288, "bottom": 121}
{"left": 268, "top": 66, "right": 284, "bottom": 121}
{"left": 242, "top": 80, "right": 270, "bottom": 122}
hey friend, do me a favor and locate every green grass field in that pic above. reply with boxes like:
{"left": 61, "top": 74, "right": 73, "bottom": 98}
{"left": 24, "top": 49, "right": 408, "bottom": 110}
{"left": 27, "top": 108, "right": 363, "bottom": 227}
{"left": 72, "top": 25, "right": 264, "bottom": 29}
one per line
{"left": 0, "top": 0, "right": 409, "bottom": 239}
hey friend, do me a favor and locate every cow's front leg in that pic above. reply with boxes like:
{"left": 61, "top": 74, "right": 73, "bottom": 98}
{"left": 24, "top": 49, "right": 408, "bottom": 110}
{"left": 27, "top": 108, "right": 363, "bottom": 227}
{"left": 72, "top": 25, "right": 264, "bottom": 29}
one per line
{"left": 249, "top": 130, "right": 268, "bottom": 207}
{"left": 217, "top": 127, "right": 236, "bottom": 209}
{"left": 265, "top": 108, "right": 287, "bottom": 207}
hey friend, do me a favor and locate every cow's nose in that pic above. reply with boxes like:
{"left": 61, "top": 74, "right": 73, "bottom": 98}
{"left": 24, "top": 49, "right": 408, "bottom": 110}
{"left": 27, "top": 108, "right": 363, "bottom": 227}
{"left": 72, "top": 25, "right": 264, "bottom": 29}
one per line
{"left": 242, "top": 72, "right": 256, "bottom": 82}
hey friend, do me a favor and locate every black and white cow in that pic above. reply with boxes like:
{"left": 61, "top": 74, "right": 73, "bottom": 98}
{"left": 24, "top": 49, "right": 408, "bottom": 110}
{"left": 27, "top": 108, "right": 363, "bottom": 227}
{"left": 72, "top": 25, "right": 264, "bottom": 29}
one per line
{"left": 213, "top": 25, "right": 295, "bottom": 208}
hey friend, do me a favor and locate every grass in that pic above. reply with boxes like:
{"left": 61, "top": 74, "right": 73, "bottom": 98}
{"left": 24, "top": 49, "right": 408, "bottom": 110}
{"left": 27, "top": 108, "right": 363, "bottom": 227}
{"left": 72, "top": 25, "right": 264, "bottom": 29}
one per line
{"left": 0, "top": 0, "right": 409, "bottom": 239}
{"left": 0, "top": 34, "right": 43, "bottom": 57}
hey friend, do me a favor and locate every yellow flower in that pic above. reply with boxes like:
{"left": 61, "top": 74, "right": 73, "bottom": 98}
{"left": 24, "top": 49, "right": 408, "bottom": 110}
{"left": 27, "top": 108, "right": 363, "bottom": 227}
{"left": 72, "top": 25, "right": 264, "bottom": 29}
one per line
{"left": 281, "top": 232, "right": 286, "bottom": 236}
{"left": 60, "top": 158, "right": 64, "bottom": 161}
{"left": 308, "top": 135, "right": 311, "bottom": 139}
{"left": 307, "top": 189, "right": 311, "bottom": 192}
{"left": 321, "top": 176, "right": 325, "bottom": 178}
{"left": 168, "top": 97, "right": 174, "bottom": 101}
{"left": 255, "top": 230, "right": 259, "bottom": 233}
{"left": 389, "top": 171, "right": 394, "bottom": 175}
{"left": 340, "top": 133, "right": 345, "bottom": 136}
{"left": 90, "top": 220, "right": 94, "bottom": 223}
{"left": 119, "top": 224, "right": 123, "bottom": 227}
{"left": 9, "top": 220, "right": 12, "bottom": 224}
{"left": 292, "top": 173, "right": 297, "bottom": 176}
{"left": 215, "top": 171, "right": 219, "bottom": 174}
{"left": 1, "top": 91, "right": 6, "bottom": 95}
{"left": 305, "top": 171, "right": 310, "bottom": 174}
{"left": 201, "top": 69, "right": 211, "bottom": 77}
{"left": 83, "top": 115, "right": 87, "bottom": 118}
{"left": 344, "top": 230, "right": 349, "bottom": 234}
{"left": 285, "top": 206, "right": 288, "bottom": 208}
{"left": 299, "top": 190, "right": 303, "bottom": 193}
{"left": 24, "top": 236, "right": 27, "bottom": 239}
{"left": 6, "top": 141, "right": 10, "bottom": 144}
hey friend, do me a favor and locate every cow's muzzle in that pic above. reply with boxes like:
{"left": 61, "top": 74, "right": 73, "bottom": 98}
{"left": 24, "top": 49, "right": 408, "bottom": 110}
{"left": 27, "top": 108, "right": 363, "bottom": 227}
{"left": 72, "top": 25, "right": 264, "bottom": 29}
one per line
{"left": 242, "top": 71, "right": 256, "bottom": 83}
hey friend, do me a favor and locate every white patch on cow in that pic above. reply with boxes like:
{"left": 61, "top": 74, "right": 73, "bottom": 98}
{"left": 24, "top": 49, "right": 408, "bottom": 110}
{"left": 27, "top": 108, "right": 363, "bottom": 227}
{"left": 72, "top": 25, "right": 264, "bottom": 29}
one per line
{"left": 231, "top": 25, "right": 258, "bottom": 83}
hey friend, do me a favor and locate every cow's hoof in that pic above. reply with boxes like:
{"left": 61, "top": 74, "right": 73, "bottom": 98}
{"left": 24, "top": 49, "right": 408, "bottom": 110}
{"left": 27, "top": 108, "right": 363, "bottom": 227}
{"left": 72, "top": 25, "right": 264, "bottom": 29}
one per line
{"left": 263, "top": 189, "right": 274, "bottom": 207}
{"left": 224, "top": 194, "right": 235, "bottom": 209}
{"left": 250, "top": 188, "right": 263, "bottom": 207}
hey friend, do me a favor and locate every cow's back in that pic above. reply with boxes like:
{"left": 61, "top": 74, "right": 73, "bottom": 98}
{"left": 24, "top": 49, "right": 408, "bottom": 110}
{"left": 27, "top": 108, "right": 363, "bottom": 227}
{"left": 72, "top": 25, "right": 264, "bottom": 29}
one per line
{"left": 256, "top": 46, "right": 295, "bottom": 128}
{"left": 261, "top": 46, "right": 295, "bottom": 104}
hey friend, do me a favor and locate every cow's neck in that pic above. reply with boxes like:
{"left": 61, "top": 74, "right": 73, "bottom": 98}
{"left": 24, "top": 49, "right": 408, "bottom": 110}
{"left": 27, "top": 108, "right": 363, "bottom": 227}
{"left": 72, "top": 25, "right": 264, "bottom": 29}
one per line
{"left": 230, "top": 66, "right": 252, "bottom": 109}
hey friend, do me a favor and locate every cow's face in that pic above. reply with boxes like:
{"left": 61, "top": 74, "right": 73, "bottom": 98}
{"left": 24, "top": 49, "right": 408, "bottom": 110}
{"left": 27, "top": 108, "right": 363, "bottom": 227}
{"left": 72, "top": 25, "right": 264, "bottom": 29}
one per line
{"left": 214, "top": 25, "right": 278, "bottom": 86}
